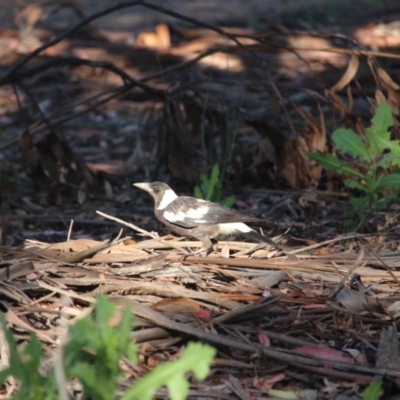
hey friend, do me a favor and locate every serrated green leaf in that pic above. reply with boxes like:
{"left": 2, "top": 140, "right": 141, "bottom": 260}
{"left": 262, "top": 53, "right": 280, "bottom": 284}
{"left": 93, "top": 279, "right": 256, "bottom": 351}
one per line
{"left": 116, "top": 304, "right": 135, "bottom": 356}
{"left": 0, "top": 319, "right": 59, "bottom": 399}
{"left": 365, "top": 103, "right": 400, "bottom": 160}
{"left": 24, "top": 333, "right": 44, "bottom": 372}
{"left": 376, "top": 173, "right": 400, "bottom": 189}
{"left": 377, "top": 154, "right": 394, "bottom": 169}
{"left": 126, "top": 343, "right": 139, "bottom": 363}
{"left": 371, "top": 102, "right": 393, "bottom": 134}
{"left": 344, "top": 179, "right": 366, "bottom": 191}
{"left": 362, "top": 379, "right": 383, "bottom": 400}
{"left": 0, "top": 297, "right": 139, "bottom": 400}
{"left": 365, "top": 126, "right": 400, "bottom": 155}
{"left": 68, "top": 361, "right": 98, "bottom": 389}
{"left": 167, "top": 374, "right": 188, "bottom": 400}
{"left": 391, "top": 156, "right": 400, "bottom": 168}
{"left": 0, "top": 319, "right": 26, "bottom": 381}
{"left": 184, "top": 342, "right": 216, "bottom": 379}
{"left": 365, "top": 103, "right": 400, "bottom": 156}
{"left": 95, "top": 296, "right": 116, "bottom": 324}
{"left": 308, "top": 153, "right": 365, "bottom": 178}
{"left": 332, "top": 128, "right": 368, "bottom": 158}
{"left": 122, "top": 342, "right": 215, "bottom": 400}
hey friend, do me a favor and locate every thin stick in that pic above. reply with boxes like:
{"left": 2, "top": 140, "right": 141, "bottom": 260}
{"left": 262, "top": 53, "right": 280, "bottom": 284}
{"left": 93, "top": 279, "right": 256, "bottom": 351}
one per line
{"left": 65, "top": 220, "right": 74, "bottom": 253}
{"left": 96, "top": 210, "right": 190, "bottom": 255}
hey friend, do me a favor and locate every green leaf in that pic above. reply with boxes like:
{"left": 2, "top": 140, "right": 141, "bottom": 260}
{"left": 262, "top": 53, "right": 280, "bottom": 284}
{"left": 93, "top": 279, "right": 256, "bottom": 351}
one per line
{"left": 365, "top": 103, "right": 400, "bottom": 157}
{"left": 344, "top": 179, "right": 366, "bottom": 192}
{"left": 194, "top": 186, "right": 204, "bottom": 199}
{"left": 365, "top": 126, "right": 400, "bottom": 156}
{"left": 24, "top": 333, "right": 44, "bottom": 372}
{"left": 68, "top": 362, "right": 99, "bottom": 396}
{"left": 376, "top": 173, "right": 400, "bottom": 189}
{"left": 377, "top": 154, "right": 394, "bottom": 169}
{"left": 332, "top": 128, "right": 368, "bottom": 158}
{"left": 308, "top": 153, "right": 365, "bottom": 178}
{"left": 126, "top": 343, "right": 139, "bottom": 363}
{"left": 0, "top": 297, "right": 138, "bottom": 400}
{"left": 362, "top": 379, "right": 384, "bottom": 400}
{"left": 350, "top": 196, "right": 371, "bottom": 212}
{"left": 371, "top": 103, "right": 393, "bottom": 135}
{"left": 116, "top": 304, "right": 136, "bottom": 360}
{"left": 206, "top": 164, "right": 220, "bottom": 200}
{"left": 210, "top": 163, "right": 220, "bottom": 185}
{"left": 168, "top": 374, "right": 188, "bottom": 400}
{"left": 221, "top": 195, "right": 235, "bottom": 207}
{"left": 0, "top": 319, "right": 27, "bottom": 382}
{"left": 122, "top": 342, "right": 216, "bottom": 400}
{"left": 199, "top": 172, "right": 207, "bottom": 183}
{"left": 95, "top": 295, "right": 116, "bottom": 325}
{"left": 0, "top": 319, "right": 59, "bottom": 399}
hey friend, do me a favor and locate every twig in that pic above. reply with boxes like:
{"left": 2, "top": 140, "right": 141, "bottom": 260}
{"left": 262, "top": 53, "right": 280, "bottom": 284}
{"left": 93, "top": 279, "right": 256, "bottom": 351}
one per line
{"left": 96, "top": 210, "right": 190, "bottom": 255}
{"left": 288, "top": 232, "right": 393, "bottom": 255}
{"left": 128, "top": 300, "right": 400, "bottom": 379}
{"left": 0, "top": 1, "right": 264, "bottom": 86}
{"left": 0, "top": 48, "right": 218, "bottom": 151}
{"left": 65, "top": 220, "right": 74, "bottom": 253}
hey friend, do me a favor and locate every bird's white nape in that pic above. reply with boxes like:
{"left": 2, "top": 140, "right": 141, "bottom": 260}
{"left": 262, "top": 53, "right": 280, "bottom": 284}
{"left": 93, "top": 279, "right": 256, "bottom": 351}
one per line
{"left": 157, "top": 189, "right": 178, "bottom": 210}
{"left": 218, "top": 222, "right": 252, "bottom": 234}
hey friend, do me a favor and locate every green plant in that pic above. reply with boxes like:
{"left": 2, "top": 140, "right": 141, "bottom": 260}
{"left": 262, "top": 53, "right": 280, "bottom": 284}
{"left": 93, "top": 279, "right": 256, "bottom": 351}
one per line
{"left": 308, "top": 102, "right": 400, "bottom": 213}
{"left": 0, "top": 329, "right": 58, "bottom": 400}
{"left": 0, "top": 297, "right": 215, "bottom": 400}
{"left": 123, "top": 342, "right": 216, "bottom": 400}
{"left": 362, "top": 379, "right": 383, "bottom": 400}
{"left": 63, "top": 296, "right": 137, "bottom": 399}
{"left": 194, "top": 163, "right": 235, "bottom": 207}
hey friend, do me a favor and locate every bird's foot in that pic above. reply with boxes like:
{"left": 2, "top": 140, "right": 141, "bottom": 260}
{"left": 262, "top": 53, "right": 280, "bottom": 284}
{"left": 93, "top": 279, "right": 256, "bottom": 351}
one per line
{"left": 193, "top": 247, "right": 210, "bottom": 256}
{"left": 192, "top": 238, "right": 216, "bottom": 256}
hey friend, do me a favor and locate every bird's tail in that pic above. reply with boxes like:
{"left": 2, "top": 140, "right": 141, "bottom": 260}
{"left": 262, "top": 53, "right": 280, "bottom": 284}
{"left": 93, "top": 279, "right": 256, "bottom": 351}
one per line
{"left": 245, "top": 230, "right": 284, "bottom": 250}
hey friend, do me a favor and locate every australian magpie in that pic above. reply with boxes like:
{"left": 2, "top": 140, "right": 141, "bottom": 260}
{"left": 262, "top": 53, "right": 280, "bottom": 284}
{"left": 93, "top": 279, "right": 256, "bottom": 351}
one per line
{"left": 134, "top": 182, "right": 282, "bottom": 250}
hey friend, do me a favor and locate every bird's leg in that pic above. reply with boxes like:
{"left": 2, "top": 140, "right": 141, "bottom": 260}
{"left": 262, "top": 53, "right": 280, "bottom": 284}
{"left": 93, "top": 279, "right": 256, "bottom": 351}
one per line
{"left": 193, "top": 237, "right": 214, "bottom": 256}
{"left": 210, "top": 238, "right": 219, "bottom": 252}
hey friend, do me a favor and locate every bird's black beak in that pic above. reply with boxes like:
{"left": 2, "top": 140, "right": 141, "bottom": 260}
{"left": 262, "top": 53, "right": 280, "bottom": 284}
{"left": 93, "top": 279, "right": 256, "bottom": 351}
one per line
{"left": 133, "top": 182, "right": 151, "bottom": 193}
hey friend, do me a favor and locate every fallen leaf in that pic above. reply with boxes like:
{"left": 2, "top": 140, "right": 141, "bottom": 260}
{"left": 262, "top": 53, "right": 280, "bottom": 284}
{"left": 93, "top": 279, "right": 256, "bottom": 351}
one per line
{"left": 254, "top": 373, "right": 285, "bottom": 392}
{"left": 258, "top": 331, "right": 271, "bottom": 347}
{"left": 294, "top": 346, "right": 354, "bottom": 364}
{"left": 151, "top": 297, "right": 202, "bottom": 314}
{"left": 220, "top": 242, "right": 230, "bottom": 258}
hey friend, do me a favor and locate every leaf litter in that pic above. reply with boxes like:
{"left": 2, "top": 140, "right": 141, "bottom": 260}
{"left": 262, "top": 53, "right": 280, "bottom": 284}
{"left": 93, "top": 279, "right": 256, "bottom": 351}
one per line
{"left": 2, "top": 220, "right": 400, "bottom": 397}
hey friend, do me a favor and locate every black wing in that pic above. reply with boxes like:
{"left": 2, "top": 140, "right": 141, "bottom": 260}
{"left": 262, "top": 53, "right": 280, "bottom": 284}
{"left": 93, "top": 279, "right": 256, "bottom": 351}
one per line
{"left": 162, "top": 196, "right": 263, "bottom": 228}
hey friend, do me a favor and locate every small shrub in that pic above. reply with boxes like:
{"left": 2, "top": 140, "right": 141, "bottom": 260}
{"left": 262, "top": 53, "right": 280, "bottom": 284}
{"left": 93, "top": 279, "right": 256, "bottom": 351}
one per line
{"left": 0, "top": 297, "right": 215, "bottom": 400}
{"left": 308, "top": 102, "right": 400, "bottom": 213}
{"left": 194, "top": 163, "right": 235, "bottom": 207}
